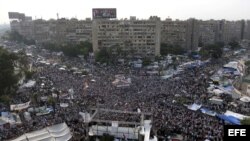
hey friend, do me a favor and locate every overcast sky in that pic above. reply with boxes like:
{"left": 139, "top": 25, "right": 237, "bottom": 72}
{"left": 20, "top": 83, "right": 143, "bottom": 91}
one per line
{"left": 0, "top": 0, "right": 249, "bottom": 24}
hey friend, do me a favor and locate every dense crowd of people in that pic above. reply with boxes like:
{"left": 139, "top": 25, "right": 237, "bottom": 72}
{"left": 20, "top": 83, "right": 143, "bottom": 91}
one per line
{"left": 0, "top": 43, "right": 249, "bottom": 141}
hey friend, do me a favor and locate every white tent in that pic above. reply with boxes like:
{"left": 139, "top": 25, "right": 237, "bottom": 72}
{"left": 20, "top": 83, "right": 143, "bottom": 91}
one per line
{"left": 240, "top": 96, "right": 250, "bottom": 103}
{"left": 209, "top": 97, "right": 223, "bottom": 105}
{"left": 187, "top": 103, "right": 202, "bottom": 111}
{"left": 60, "top": 103, "right": 69, "bottom": 108}
{"left": 212, "top": 89, "right": 224, "bottom": 95}
{"left": 12, "top": 123, "right": 72, "bottom": 141}
{"left": 59, "top": 67, "right": 66, "bottom": 71}
{"left": 224, "top": 110, "right": 250, "bottom": 120}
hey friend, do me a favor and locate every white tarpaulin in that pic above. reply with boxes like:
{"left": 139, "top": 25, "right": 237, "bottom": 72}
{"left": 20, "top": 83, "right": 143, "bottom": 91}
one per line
{"left": 224, "top": 110, "right": 250, "bottom": 120}
{"left": 10, "top": 101, "right": 30, "bottom": 111}
{"left": 60, "top": 103, "right": 69, "bottom": 108}
{"left": 213, "top": 89, "right": 224, "bottom": 95}
{"left": 187, "top": 103, "right": 202, "bottom": 111}
{"left": 21, "top": 80, "right": 36, "bottom": 88}
{"left": 12, "top": 122, "right": 72, "bottom": 141}
{"left": 240, "top": 96, "right": 250, "bottom": 103}
{"left": 209, "top": 97, "right": 223, "bottom": 105}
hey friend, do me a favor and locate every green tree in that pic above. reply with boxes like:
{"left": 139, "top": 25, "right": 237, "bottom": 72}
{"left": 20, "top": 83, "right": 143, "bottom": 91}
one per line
{"left": 161, "top": 43, "right": 185, "bottom": 56}
{"left": 95, "top": 47, "right": 112, "bottom": 64}
{"left": 241, "top": 118, "right": 250, "bottom": 125}
{"left": 42, "top": 41, "right": 93, "bottom": 58}
{"left": 47, "top": 96, "right": 56, "bottom": 112}
{"left": 0, "top": 47, "right": 19, "bottom": 103}
{"left": 0, "top": 47, "right": 30, "bottom": 103}
{"left": 6, "top": 31, "right": 35, "bottom": 45}
{"left": 228, "top": 41, "right": 240, "bottom": 50}
{"left": 142, "top": 57, "right": 151, "bottom": 66}
{"left": 31, "top": 93, "right": 39, "bottom": 106}
{"left": 199, "top": 43, "right": 223, "bottom": 59}
{"left": 245, "top": 61, "right": 250, "bottom": 75}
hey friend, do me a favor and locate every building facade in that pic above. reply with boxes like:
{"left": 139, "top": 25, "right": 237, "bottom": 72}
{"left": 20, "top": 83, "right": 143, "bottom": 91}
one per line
{"left": 199, "top": 20, "right": 218, "bottom": 46}
{"left": 10, "top": 17, "right": 92, "bottom": 44}
{"left": 161, "top": 19, "right": 187, "bottom": 49}
{"left": 92, "top": 16, "right": 161, "bottom": 57}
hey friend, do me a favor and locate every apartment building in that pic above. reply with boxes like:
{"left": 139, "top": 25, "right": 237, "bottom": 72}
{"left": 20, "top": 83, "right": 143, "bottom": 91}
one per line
{"left": 10, "top": 14, "right": 92, "bottom": 44}
{"left": 244, "top": 20, "right": 250, "bottom": 40}
{"left": 161, "top": 18, "right": 200, "bottom": 51}
{"left": 222, "top": 20, "right": 243, "bottom": 43}
{"left": 161, "top": 19, "right": 187, "bottom": 49}
{"left": 68, "top": 19, "right": 92, "bottom": 43}
{"left": 186, "top": 18, "right": 200, "bottom": 51}
{"left": 199, "top": 20, "right": 218, "bottom": 46}
{"left": 92, "top": 16, "right": 161, "bottom": 57}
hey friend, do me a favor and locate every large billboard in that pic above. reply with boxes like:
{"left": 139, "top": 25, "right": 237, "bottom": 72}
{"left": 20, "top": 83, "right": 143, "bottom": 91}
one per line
{"left": 8, "top": 12, "right": 25, "bottom": 20}
{"left": 8, "top": 12, "right": 20, "bottom": 19}
{"left": 92, "top": 8, "right": 116, "bottom": 19}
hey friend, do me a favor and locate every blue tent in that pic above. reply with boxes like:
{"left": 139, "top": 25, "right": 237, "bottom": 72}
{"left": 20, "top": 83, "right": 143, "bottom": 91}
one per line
{"left": 217, "top": 114, "right": 241, "bottom": 125}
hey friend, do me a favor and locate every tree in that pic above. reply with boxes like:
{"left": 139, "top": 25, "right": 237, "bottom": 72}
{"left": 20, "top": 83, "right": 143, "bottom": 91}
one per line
{"left": 245, "top": 61, "right": 250, "bottom": 75}
{"left": 241, "top": 118, "right": 250, "bottom": 125}
{"left": 199, "top": 43, "right": 223, "bottom": 59}
{"left": 142, "top": 57, "right": 151, "bottom": 66}
{"left": 0, "top": 47, "right": 19, "bottom": 103}
{"left": 228, "top": 41, "right": 240, "bottom": 50}
{"left": 42, "top": 41, "right": 93, "bottom": 58}
{"left": 47, "top": 96, "right": 56, "bottom": 112}
{"left": 31, "top": 93, "right": 39, "bottom": 106}
{"left": 6, "top": 31, "right": 35, "bottom": 45}
{"left": 0, "top": 47, "right": 30, "bottom": 103}
{"left": 161, "top": 43, "right": 186, "bottom": 56}
{"left": 95, "top": 47, "right": 112, "bottom": 64}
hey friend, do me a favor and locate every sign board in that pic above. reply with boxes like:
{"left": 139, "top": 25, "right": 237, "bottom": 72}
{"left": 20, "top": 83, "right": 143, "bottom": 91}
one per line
{"left": 8, "top": 12, "right": 25, "bottom": 20}
{"left": 92, "top": 8, "right": 116, "bottom": 19}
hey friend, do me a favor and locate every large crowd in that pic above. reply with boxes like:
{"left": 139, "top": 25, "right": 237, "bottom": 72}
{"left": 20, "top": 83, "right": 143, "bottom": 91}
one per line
{"left": 0, "top": 43, "right": 250, "bottom": 141}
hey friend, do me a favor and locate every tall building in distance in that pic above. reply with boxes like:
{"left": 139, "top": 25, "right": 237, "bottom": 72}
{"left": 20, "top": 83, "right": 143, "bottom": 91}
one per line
{"left": 161, "top": 18, "right": 187, "bottom": 49}
{"left": 92, "top": 15, "right": 161, "bottom": 57}
{"left": 199, "top": 20, "right": 218, "bottom": 46}
{"left": 9, "top": 12, "right": 92, "bottom": 44}
{"left": 186, "top": 18, "right": 200, "bottom": 51}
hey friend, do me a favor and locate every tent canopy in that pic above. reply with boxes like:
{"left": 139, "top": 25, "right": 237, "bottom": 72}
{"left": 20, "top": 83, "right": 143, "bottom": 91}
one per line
{"left": 224, "top": 110, "right": 250, "bottom": 120}
{"left": 240, "top": 96, "right": 250, "bottom": 103}
{"left": 217, "top": 114, "right": 240, "bottom": 125}
{"left": 12, "top": 123, "right": 72, "bottom": 141}
{"left": 187, "top": 103, "right": 202, "bottom": 111}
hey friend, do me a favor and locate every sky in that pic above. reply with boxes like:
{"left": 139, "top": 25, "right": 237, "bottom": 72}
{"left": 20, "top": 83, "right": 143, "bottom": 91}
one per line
{"left": 0, "top": 0, "right": 249, "bottom": 24}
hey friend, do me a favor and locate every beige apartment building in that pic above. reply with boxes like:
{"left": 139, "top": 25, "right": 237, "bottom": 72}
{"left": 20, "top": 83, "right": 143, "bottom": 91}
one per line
{"left": 92, "top": 16, "right": 161, "bottom": 57}
{"left": 161, "top": 18, "right": 200, "bottom": 51}
{"left": 161, "top": 18, "right": 187, "bottom": 48}
{"left": 199, "top": 20, "right": 218, "bottom": 46}
{"left": 10, "top": 17, "right": 92, "bottom": 44}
